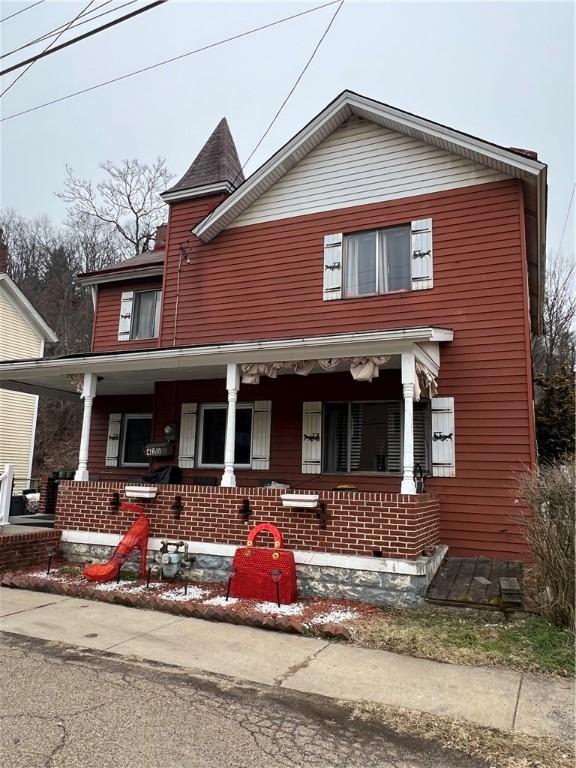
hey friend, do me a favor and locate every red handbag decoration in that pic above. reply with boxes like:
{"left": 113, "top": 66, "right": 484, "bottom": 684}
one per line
{"left": 230, "top": 523, "right": 298, "bottom": 604}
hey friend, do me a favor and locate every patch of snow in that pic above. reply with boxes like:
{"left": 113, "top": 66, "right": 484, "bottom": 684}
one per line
{"left": 203, "top": 595, "right": 239, "bottom": 607}
{"left": 27, "top": 570, "right": 68, "bottom": 582}
{"left": 253, "top": 601, "right": 304, "bottom": 616}
{"left": 306, "top": 609, "right": 359, "bottom": 626}
{"left": 159, "top": 586, "right": 208, "bottom": 601}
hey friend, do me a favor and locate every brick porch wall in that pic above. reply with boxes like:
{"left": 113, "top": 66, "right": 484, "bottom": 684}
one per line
{"left": 55, "top": 482, "right": 440, "bottom": 560}
{"left": 0, "top": 529, "right": 62, "bottom": 572}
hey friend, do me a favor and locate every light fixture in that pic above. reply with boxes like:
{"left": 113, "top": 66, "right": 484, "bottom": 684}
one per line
{"left": 164, "top": 424, "right": 177, "bottom": 442}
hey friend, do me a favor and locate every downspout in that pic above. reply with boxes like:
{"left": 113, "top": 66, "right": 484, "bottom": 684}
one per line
{"left": 172, "top": 247, "right": 183, "bottom": 347}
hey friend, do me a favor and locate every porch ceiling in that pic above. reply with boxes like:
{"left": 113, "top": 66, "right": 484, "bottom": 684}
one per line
{"left": 0, "top": 326, "right": 453, "bottom": 399}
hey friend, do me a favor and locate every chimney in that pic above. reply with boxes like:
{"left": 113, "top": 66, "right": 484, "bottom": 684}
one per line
{"left": 0, "top": 228, "right": 7, "bottom": 274}
{"left": 153, "top": 224, "right": 167, "bottom": 251}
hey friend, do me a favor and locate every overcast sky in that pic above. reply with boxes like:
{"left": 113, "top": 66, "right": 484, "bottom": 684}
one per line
{"left": 1, "top": 0, "right": 574, "bottom": 255}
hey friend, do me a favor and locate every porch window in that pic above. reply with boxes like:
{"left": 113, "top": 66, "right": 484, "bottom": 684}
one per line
{"left": 198, "top": 404, "right": 253, "bottom": 467}
{"left": 131, "top": 290, "right": 161, "bottom": 339}
{"left": 344, "top": 226, "right": 411, "bottom": 296}
{"left": 120, "top": 414, "right": 152, "bottom": 466}
{"left": 323, "top": 401, "right": 429, "bottom": 474}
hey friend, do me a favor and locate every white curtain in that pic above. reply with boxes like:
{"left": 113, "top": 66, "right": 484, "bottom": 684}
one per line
{"left": 346, "top": 231, "right": 376, "bottom": 296}
{"left": 241, "top": 356, "right": 391, "bottom": 384}
{"left": 415, "top": 361, "right": 438, "bottom": 400}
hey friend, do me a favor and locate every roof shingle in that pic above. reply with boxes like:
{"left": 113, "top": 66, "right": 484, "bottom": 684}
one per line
{"left": 165, "top": 118, "right": 244, "bottom": 195}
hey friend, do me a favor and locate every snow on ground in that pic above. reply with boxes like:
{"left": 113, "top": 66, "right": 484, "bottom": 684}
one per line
{"left": 159, "top": 586, "right": 208, "bottom": 601}
{"left": 305, "top": 609, "right": 359, "bottom": 626}
{"left": 253, "top": 601, "right": 304, "bottom": 616}
{"left": 27, "top": 570, "right": 70, "bottom": 582}
{"left": 203, "top": 595, "right": 239, "bottom": 606}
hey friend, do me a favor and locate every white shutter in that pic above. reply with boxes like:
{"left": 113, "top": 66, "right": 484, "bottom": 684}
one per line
{"left": 431, "top": 397, "right": 455, "bottom": 477}
{"left": 414, "top": 402, "right": 429, "bottom": 474}
{"left": 251, "top": 400, "right": 272, "bottom": 470}
{"left": 411, "top": 219, "right": 433, "bottom": 290}
{"left": 105, "top": 413, "right": 122, "bottom": 467}
{"left": 302, "top": 401, "right": 322, "bottom": 474}
{"left": 178, "top": 403, "right": 197, "bottom": 468}
{"left": 323, "top": 233, "right": 343, "bottom": 301}
{"left": 386, "top": 402, "right": 402, "bottom": 473}
{"left": 118, "top": 291, "right": 134, "bottom": 341}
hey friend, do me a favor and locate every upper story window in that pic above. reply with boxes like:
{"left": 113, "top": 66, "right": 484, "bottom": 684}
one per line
{"left": 131, "top": 290, "right": 161, "bottom": 339}
{"left": 322, "top": 219, "right": 433, "bottom": 301}
{"left": 118, "top": 289, "right": 161, "bottom": 342}
{"left": 344, "top": 226, "right": 411, "bottom": 297}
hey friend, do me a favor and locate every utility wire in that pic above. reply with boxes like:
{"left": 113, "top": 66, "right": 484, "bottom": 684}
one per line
{"left": 234, "top": 0, "right": 344, "bottom": 185}
{"left": 1, "top": 0, "right": 97, "bottom": 98}
{"left": 0, "top": 0, "right": 45, "bottom": 24}
{"left": 1, "top": 0, "right": 136, "bottom": 60}
{"left": 0, "top": 0, "right": 169, "bottom": 76}
{"left": 1, "top": 1, "right": 340, "bottom": 122}
{"left": 556, "top": 181, "right": 576, "bottom": 255}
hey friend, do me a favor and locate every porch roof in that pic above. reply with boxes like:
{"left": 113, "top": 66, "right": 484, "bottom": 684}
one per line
{"left": 0, "top": 326, "right": 453, "bottom": 398}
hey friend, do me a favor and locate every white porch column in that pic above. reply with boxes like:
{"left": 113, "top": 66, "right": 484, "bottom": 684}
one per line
{"left": 74, "top": 372, "right": 97, "bottom": 481}
{"left": 221, "top": 363, "right": 240, "bottom": 487}
{"left": 400, "top": 352, "right": 417, "bottom": 495}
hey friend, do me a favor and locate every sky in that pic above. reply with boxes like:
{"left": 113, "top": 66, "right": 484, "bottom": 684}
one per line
{"left": 1, "top": 0, "right": 574, "bottom": 256}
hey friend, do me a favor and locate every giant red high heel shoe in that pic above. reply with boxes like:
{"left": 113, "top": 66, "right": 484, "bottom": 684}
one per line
{"left": 83, "top": 503, "right": 150, "bottom": 582}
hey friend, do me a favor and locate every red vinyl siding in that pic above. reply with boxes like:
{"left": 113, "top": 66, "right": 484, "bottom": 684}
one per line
{"left": 87, "top": 179, "right": 535, "bottom": 559}
{"left": 92, "top": 277, "right": 163, "bottom": 352}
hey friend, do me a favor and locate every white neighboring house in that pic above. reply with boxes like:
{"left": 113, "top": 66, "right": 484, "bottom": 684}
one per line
{"left": 0, "top": 242, "right": 57, "bottom": 493}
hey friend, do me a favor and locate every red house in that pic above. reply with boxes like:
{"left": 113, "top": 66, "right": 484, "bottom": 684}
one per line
{"left": 0, "top": 92, "right": 547, "bottom": 605}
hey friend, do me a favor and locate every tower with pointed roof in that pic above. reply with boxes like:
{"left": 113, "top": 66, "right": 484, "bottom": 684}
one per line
{"left": 162, "top": 118, "right": 244, "bottom": 202}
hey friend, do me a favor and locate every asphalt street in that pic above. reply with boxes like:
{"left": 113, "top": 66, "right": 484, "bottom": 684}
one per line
{"left": 0, "top": 631, "right": 486, "bottom": 768}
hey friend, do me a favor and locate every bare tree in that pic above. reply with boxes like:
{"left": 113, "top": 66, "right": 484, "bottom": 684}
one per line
{"left": 57, "top": 158, "right": 172, "bottom": 258}
{"left": 533, "top": 254, "right": 576, "bottom": 376}
{"left": 0, "top": 209, "right": 56, "bottom": 285}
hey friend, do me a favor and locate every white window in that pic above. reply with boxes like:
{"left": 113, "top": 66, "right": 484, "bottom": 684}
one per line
{"left": 197, "top": 404, "right": 253, "bottom": 468}
{"left": 120, "top": 414, "right": 152, "bottom": 466}
{"left": 131, "top": 290, "right": 161, "bottom": 339}
{"left": 344, "top": 226, "right": 411, "bottom": 297}
{"left": 323, "top": 401, "right": 430, "bottom": 474}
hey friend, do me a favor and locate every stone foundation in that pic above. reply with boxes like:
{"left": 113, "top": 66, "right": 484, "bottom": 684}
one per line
{"left": 61, "top": 540, "right": 447, "bottom": 608}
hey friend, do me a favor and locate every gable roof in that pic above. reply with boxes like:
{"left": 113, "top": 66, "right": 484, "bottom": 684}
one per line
{"left": 162, "top": 118, "right": 244, "bottom": 202}
{"left": 194, "top": 90, "right": 547, "bottom": 243}
{"left": 0, "top": 274, "right": 57, "bottom": 343}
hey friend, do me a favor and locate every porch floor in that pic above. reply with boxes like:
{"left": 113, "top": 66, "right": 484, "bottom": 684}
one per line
{"left": 426, "top": 557, "right": 523, "bottom": 609}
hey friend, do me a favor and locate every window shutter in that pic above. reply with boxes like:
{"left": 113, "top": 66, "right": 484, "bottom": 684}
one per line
{"left": 431, "top": 397, "right": 455, "bottom": 477}
{"left": 251, "top": 400, "right": 272, "bottom": 470}
{"left": 323, "top": 233, "right": 343, "bottom": 301}
{"left": 118, "top": 291, "right": 134, "bottom": 341}
{"left": 105, "top": 413, "right": 122, "bottom": 467}
{"left": 386, "top": 402, "right": 402, "bottom": 473}
{"left": 411, "top": 219, "right": 433, "bottom": 290}
{"left": 414, "top": 402, "right": 429, "bottom": 474}
{"left": 178, "top": 403, "right": 197, "bottom": 468}
{"left": 302, "top": 402, "right": 322, "bottom": 474}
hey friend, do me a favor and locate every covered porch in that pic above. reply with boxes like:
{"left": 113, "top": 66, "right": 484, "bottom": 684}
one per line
{"left": 0, "top": 326, "right": 454, "bottom": 495}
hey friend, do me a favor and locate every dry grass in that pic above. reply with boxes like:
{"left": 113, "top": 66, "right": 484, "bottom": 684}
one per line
{"left": 351, "top": 609, "right": 575, "bottom": 677}
{"left": 342, "top": 700, "right": 575, "bottom": 768}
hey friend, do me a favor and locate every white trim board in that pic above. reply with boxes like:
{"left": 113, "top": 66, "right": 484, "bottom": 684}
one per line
{"left": 60, "top": 530, "right": 447, "bottom": 577}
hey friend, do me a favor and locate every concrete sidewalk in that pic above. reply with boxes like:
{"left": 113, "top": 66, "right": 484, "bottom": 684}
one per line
{"left": 1, "top": 588, "right": 573, "bottom": 742}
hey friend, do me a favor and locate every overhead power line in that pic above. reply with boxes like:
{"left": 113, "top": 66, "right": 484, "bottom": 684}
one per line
{"left": 1, "top": 1, "right": 340, "bottom": 122}
{"left": 1, "top": 0, "right": 136, "bottom": 60}
{"left": 557, "top": 181, "right": 576, "bottom": 255}
{"left": 0, "top": 0, "right": 169, "bottom": 77}
{"left": 235, "top": 0, "right": 344, "bottom": 183}
{"left": 1, "top": 0, "right": 97, "bottom": 98}
{"left": 0, "top": 0, "right": 45, "bottom": 24}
